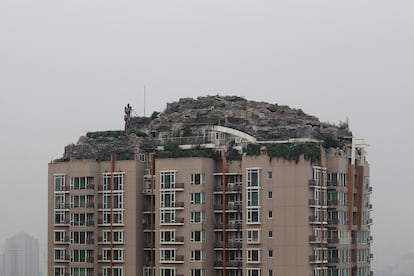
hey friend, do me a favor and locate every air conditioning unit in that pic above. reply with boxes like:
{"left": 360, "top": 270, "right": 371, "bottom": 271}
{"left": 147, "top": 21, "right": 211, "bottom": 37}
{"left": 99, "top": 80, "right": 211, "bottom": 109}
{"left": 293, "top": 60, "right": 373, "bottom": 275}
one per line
{"left": 235, "top": 137, "right": 242, "bottom": 144}
{"left": 144, "top": 169, "right": 151, "bottom": 175}
{"left": 228, "top": 202, "right": 235, "bottom": 207}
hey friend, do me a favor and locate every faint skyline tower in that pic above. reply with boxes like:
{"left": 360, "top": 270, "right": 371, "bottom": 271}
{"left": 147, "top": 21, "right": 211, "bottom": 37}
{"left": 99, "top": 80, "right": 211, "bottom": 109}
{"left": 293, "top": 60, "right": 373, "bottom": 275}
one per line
{"left": 0, "top": 252, "right": 4, "bottom": 276}
{"left": 4, "top": 232, "right": 40, "bottom": 276}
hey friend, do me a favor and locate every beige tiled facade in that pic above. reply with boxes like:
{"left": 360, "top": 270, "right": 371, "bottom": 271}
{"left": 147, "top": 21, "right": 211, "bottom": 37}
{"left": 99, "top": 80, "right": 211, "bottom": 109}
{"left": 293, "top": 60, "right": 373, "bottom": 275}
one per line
{"left": 49, "top": 144, "right": 372, "bottom": 276}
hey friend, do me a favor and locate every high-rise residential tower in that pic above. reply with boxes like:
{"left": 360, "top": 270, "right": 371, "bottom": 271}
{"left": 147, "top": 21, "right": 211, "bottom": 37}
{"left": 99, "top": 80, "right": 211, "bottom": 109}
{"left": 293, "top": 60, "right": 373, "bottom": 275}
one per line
{"left": 48, "top": 96, "right": 373, "bottom": 276}
{"left": 4, "top": 232, "right": 40, "bottom": 276}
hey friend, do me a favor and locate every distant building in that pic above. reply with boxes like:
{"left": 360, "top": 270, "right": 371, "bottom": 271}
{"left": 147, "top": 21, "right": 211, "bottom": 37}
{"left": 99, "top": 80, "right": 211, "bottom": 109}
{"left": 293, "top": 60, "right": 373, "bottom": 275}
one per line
{"left": 0, "top": 253, "right": 5, "bottom": 276}
{"left": 48, "top": 97, "right": 373, "bottom": 276}
{"left": 4, "top": 232, "right": 40, "bottom": 276}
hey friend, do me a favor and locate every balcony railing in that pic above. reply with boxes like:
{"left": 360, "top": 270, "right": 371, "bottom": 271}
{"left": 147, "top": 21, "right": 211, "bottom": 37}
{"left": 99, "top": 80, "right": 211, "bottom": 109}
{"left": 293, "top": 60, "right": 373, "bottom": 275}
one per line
{"left": 86, "top": 256, "right": 94, "bottom": 263}
{"left": 86, "top": 184, "right": 95, "bottom": 190}
{"left": 328, "top": 237, "right": 339, "bottom": 244}
{"left": 327, "top": 199, "right": 339, "bottom": 206}
{"left": 328, "top": 257, "right": 340, "bottom": 263}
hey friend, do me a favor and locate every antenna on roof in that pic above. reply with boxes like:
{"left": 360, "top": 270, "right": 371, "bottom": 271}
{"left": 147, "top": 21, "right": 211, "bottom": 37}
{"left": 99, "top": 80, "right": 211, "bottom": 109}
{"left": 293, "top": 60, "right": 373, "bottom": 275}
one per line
{"left": 144, "top": 85, "right": 146, "bottom": 117}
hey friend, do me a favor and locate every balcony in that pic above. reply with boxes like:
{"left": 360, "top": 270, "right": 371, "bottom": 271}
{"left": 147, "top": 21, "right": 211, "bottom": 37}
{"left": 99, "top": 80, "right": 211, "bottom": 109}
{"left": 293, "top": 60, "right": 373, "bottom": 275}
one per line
{"left": 309, "top": 215, "right": 319, "bottom": 224}
{"left": 328, "top": 199, "right": 339, "bottom": 206}
{"left": 214, "top": 184, "right": 242, "bottom": 193}
{"left": 86, "top": 184, "right": 95, "bottom": 190}
{"left": 227, "top": 202, "right": 242, "bottom": 210}
{"left": 86, "top": 256, "right": 94, "bottom": 263}
{"left": 327, "top": 219, "right": 339, "bottom": 225}
{"left": 87, "top": 238, "right": 94, "bottom": 245}
{"left": 214, "top": 260, "right": 242, "bottom": 268}
{"left": 175, "top": 236, "right": 184, "bottom": 243}
{"left": 227, "top": 221, "right": 242, "bottom": 229}
{"left": 309, "top": 199, "right": 318, "bottom": 206}
{"left": 86, "top": 220, "right": 94, "bottom": 226}
{"left": 161, "top": 255, "right": 184, "bottom": 263}
{"left": 86, "top": 202, "right": 95, "bottom": 208}
{"left": 328, "top": 257, "right": 340, "bottom": 263}
{"left": 174, "top": 183, "right": 184, "bottom": 190}
{"left": 175, "top": 201, "right": 185, "bottom": 208}
{"left": 328, "top": 237, "right": 340, "bottom": 244}
{"left": 309, "top": 179, "right": 318, "bottom": 187}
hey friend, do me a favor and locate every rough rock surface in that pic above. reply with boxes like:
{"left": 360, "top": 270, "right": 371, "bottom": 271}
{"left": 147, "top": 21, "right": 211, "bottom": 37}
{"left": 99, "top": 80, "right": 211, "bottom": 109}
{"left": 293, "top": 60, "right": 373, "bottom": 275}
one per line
{"left": 58, "top": 95, "right": 351, "bottom": 161}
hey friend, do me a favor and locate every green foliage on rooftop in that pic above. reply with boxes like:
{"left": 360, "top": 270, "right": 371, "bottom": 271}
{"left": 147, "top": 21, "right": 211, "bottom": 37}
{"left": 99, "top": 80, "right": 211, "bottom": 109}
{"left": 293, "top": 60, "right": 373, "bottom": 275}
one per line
{"left": 86, "top": 130, "right": 124, "bottom": 139}
{"left": 245, "top": 143, "right": 321, "bottom": 164}
{"left": 157, "top": 143, "right": 221, "bottom": 159}
{"left": 86, "top": 129, "right": 147, "bottom": 139}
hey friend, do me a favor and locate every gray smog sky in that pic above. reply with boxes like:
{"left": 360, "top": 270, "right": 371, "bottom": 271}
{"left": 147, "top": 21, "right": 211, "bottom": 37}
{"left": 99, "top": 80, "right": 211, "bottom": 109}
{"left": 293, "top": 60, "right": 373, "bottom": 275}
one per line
{"left": 1, "top": 0, "right": 413, "bottom": 273}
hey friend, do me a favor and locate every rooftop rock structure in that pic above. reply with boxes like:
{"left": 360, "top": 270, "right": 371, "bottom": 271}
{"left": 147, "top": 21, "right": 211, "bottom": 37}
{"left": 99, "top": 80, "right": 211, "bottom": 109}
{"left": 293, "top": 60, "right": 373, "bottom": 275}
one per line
{"left": 58, "top": 95, "right": 351, "bottom": 161}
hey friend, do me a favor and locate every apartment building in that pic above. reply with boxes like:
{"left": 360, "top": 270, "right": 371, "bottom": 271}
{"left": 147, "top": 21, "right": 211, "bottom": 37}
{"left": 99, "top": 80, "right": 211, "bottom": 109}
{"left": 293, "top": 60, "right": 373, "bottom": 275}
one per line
{"left": 3, "top": 232, "right": 40, "bottom": 276}
{"left": 48, "top": 97, "right": 372, "bottom": 276}
{"left": 49, "top": 140, "right": 372, "bottom": 276}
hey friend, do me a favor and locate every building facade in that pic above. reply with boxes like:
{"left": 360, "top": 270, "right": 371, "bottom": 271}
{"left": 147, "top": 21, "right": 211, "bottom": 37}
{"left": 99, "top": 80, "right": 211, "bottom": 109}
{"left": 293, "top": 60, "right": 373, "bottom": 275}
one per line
{"left": 48, "top": 132, "right": 372, "bottom": 276}
{"left": 4, "top": 232, "right": 40, "bottom": 276}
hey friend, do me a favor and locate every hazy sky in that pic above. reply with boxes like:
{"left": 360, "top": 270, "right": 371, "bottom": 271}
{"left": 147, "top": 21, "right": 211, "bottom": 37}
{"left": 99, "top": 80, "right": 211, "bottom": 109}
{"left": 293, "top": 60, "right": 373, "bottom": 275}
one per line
{"left": 1, "top": 0, "right": 413, "bottom": 273}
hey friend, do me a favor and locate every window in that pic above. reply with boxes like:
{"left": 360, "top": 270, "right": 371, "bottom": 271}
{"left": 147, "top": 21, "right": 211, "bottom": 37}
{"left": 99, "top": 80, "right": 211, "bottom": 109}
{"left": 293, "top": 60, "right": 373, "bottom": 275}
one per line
{"left": 191, "top": 211, "right": 203, "bottom": 223}
{"left": 54, "top": 231, "right": 66, "bottom": 243}
{"left": 191, "top": 250, "right": 203, "bottom": 261}
{"left": 103, "top": 173, "right": 124, "bottom": 191}
{"left": 54, "top": 194, "right": 66, "bottom": 209}
{"left": 160, "top": 171, "right": 176, "bottom": 189}
{"left": 54, "top": 266, "right": 65, "bottom": 276}
{"left": 247, "top": 249, "right": 261, "bottom": 263}
{"left": 112, "top": 210, "right": 124, "bottom": 225}
{"left": 268, "top": 230, "right": 273, "bottom": 238}
{"left": 268, "top": 250, "right": 273, "bottom": 257}
{"left": 103, "top": 249, "right": 124, "bottom": 261}
{"left": 247, "top": 190, "right": 260, "bottom": 206}
{"left": 54, "top": 248, "right": 66, "bottom": 261}
{"left": 103, "top": 192, "right": 124, "bottom": 209}
{"left": 71, "top": 268, "right": 93, "bottom": 276}
{"left": 247, "top": 168, "right": 260, "bottom": 187}
{"left": 138, "top": 153, "right": 146, "bottom": 162}
{"left": 143, "top": 268, "right": 154, "bottom": 276}
{"left": 71, "top": 249, "right": 88, "bottom": 262}
{"left": 71, "top": 213, "right": 87, "bottom": 226}
{"left": 267, "top": 171, "right": 273, "bottom": 179}
{"left": 267, "top": 191, "right": 272, "bottom": 198}
{"left": 54, "top": 211, "right": 66, "bottom": 225}
{"left": 103, "top": 230, "right": 124, "bottom": 244}
{"left": 247, "top": 269, "right": 261, "bottom": 276}
{"left": 190, "top": 173, "right": 204, "bottom": 185}
{"left": 161, "top": 191, "right": 175, "bottom": 208}
{"left": 160, "top": 231, "right": 175, "bottom": 243}
{"left": 71, "top": 195, "right": 87, "bottom": 208}
{"left": 161, "top": 210, "right": 175, "bottom": 224}
{"left": 191, "top": 231, "right": 204, "bottom": 242}
{"left": 247, "top": 229, "right": 260, "bottom": 243}
{"left": 247, "top": 208, "right": 260, "bottom": 223}
{"left": 71, "top": 232, "right": 87, "bottom": 244}
{"left": 191, "top": 269, "right": 205, "bottom": 276}
{"left": 268, "top": 211, "right": 273, "bottom": 218}
{"left": 191, "top": 193, "right": 203, "bottom": 204}
{"left": 103, "top": 267, "right": 124, "bottom": 276}
{"left": 160, "top": 249, "right": 176, "bottom": 262}
{"left": 54, "top": 175, "right": 66, "bottom": 192}
{"left": 268, "top": 270, "right": 273, "bottom": 276}
{"left": 71, "top": 177, "right": 92, "bottom": 190}
{"left": 160, "top": 268, "right": 175, "bottom": 276}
